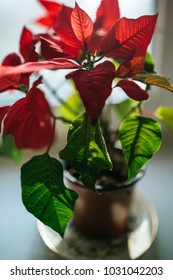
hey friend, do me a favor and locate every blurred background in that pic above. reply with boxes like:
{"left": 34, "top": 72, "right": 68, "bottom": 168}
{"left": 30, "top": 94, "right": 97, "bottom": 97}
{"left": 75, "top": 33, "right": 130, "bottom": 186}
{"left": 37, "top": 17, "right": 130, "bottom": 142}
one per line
{"left": 0, "top": 0, "right": 173, "bottom": 259}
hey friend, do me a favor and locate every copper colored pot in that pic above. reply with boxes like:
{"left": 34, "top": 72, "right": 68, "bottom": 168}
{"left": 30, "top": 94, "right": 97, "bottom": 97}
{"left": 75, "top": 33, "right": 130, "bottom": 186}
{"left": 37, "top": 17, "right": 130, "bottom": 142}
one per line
{"left": 64, "top": 169, "right": 145, "bottom": 238}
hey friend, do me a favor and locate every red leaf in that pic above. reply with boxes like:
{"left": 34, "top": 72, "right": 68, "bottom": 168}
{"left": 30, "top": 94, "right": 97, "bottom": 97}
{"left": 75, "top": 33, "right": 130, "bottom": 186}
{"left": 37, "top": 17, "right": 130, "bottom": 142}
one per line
{"left": 88, "top": 0, "right": 120, "bottom": 53}
{"left": 117, "top": 56, "right": 145, "bottom": 78}
{"left": 54, "top": 5, "right": 81, "bottom": 50}
{"left": 40, "top": 36, "right": 70, "bottom": 59}
{"left": 35, "top": 0, "right": 62, "bottom": 28}
{"left": 0, "top": 106, "right": 10, "bottom": 132}
{"left": 0, "top": 53, "right": 21, "bottom": 92}
{"left": 0, "top": 75, "right": 20, "bottom": 92}
{"left": 71, "top": 3, "right": 93, "bottom": 47}
{"left": 20, "top": 27, "right": 39, "bottom": 62}
{"left": 0, "top": 58, "right": 81, "bottom": 78}
{"left": 36, "top": 17, "right": 55, "bottom": 28}
{"left": 0, "top": 53, "right": 31, "bottom": 91}
{"left": 20, "top": 74, "right": 30, "bottom": 89}
{"left": 116, "top": 80, "right": 149, "bottom": 101}
{"left": 3, "top": 87, "right": 53, "bottom": 149}
{"left": 56, "top": 40, "right": 82, "bottom": 59}
{"left": 101, "top": 15, "right": 158, "bottom": 59}
{"left": 38, "top": 0, "right": 61, "bottom": 12}
{"left": 66, "top": 61, "right": 116, "bottom": 119}
{"left": 2, "top": 53, "right": 21, "bottom": 66}
{"left": 95, "top": 0, "right": 120, "bottom": 31}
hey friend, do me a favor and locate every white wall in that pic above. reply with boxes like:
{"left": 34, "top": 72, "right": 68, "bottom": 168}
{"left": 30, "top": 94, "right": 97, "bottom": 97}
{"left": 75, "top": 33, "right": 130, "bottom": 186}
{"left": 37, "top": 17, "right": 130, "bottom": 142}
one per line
{"left": 156, "top": 0, "right": 173, "bottom": 82}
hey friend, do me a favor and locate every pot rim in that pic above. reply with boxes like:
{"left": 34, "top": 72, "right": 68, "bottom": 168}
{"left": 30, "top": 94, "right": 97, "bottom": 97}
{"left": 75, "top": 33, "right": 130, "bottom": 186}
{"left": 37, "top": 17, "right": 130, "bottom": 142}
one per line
{"left": 64, "top": 167, "right": 146, "bottom": 192}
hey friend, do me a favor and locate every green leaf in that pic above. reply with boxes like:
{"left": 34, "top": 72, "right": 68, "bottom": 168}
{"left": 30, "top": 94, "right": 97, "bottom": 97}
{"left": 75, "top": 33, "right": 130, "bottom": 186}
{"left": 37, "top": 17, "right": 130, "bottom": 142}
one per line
{"left": 134, "top": 72, "right": 173, "bottom": 93}
{"left": 95, "top": 121, "right": 113, "bottom": 169}
{"left": 155, "top": 106, "right": 173, "bottom": 131}
{"left": 59, "top": 113, "right": 112, "bottom": 191}
{"left": 21, "top": 153, "right": 78, "bottom": 237}
{"left": 0, "top": 135, "right": 22, "bottom": 163}
{"left": 119, "top": 116, "right": 162, "bottom": 181}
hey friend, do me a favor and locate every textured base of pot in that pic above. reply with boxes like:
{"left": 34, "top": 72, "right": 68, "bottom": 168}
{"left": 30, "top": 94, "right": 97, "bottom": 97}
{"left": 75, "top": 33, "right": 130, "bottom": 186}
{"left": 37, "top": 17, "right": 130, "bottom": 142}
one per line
{"left": 37, "top": 192, "right": 158, "bottom": 260}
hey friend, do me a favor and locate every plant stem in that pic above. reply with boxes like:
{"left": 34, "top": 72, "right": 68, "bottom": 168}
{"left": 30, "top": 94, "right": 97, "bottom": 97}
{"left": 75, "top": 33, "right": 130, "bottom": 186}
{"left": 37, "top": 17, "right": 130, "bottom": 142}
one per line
{"left": 94, "top": 55, "right": 104, "bottom": 63}
{"left": 138, "top": 102, "right": 143, "bottom": 115}
{"left": 53, "top": 115, "right": 72, "bottom": 124}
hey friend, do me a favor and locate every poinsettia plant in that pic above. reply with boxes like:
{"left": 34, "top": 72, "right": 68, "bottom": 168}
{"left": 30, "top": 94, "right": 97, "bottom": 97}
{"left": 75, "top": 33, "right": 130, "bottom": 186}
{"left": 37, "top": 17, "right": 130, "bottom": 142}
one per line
{"left": 0, "top": 0, "right": 173, "bottom": 237}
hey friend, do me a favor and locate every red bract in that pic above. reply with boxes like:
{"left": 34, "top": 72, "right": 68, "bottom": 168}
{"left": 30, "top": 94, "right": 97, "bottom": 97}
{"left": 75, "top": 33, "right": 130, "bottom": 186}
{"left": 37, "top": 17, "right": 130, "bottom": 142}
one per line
{"left": 53, "top": 0, "right": 120, "bottom": 58}
{"left": 0, "top": 76, "right": 19, "bottom": 93}
{"left": 88, "top": 0, "right": 120, "bottom": 53}
{"left": 54, "top": 5, "right": 81, "bottom": 58}
{"left": 3, "top": 86, "right": 53, "bottom": 149}
{"left": 101, "top": 15, "right": 158, "bottom": 60}
{"left": 0, "top": 0, "right": 159, "bottom": 122}
{"left": 116, "top": 80, "right": 149, "bottom": 101}
{"left": 41, "top": 0, "right": 120, "bottom": 59}
{"left": 48, "top": 2, "right": 157, "bottom": 64}
{"left": 66, "top": 61, "right": 116, "bottom": 119}
{"left": 35, "top": 0, "right": 62, "bottom": 28}
{"left": 0, "top": 27, "right": 39, "bottom": 92}
{"left": 40, "top": 36, "right": 70, "bottom": 59}
{"left": 96, "top": 0, "right": 120, "bottom": 31}
{"left": 71, "top": 3, "right": 93, "bottom": 47}
{"left": 0, "top": 53, "right": 22, "bottom": 92}
{"left": 116, "top": 56, "right": 145, "bottom": 78}
{"left": 2, "top": 53, "right": 21, "bottom": 66}
{"left": 20, "top": 27, "right": 39, "bottom": 62}
{"left": 0, "top": 58, "right": 81, "bottom": 78}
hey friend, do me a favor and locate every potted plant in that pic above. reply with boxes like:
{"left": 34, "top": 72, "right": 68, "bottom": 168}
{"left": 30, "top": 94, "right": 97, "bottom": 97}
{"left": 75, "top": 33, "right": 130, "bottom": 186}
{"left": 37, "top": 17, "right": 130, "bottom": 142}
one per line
{"left": 0, "top": 0, "right": 173, "bottom": 259}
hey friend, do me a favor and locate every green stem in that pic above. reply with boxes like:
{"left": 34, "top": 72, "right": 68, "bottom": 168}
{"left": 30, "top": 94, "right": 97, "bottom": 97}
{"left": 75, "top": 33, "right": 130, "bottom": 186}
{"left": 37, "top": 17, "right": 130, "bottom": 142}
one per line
{"left": 53, "top": 115, "right": 72, "bottom": 124}
{"left": 93, "top": 55, "right": 104, "bottom": 63}
{"left": 138, "top": 102, "right": 143, "bottom": 115}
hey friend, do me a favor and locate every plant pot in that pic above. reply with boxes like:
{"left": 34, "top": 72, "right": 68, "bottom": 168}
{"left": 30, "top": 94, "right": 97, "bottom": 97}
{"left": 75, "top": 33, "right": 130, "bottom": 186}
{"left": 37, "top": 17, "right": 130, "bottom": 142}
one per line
{"left": 37, "top": 168, "right": 158, "bottom": 259}
{"left": 65, "top": 170, "right": 142, "bottom": 238}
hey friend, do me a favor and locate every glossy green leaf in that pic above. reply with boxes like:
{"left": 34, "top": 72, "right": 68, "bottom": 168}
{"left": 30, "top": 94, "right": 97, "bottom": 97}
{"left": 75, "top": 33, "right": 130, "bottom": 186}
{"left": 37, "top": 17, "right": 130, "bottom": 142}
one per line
{"left": 21, "top": 153, "right": 78, "bottom": 237}
{"left": 119, "top": 116, "right": 162, "bottom": 181}
{"left": 59, "top": 113, "right": 112, "bottom": 191}
{"left": 95, "top": 121, "right": 112, "bottom": 168}
{"left": 155, "top": 106, "right": 173, "bottom": 131}
{"left": 134, "top": 72, "right": 173, "bottom": 93}
{"left": 0, "top": 135, "right": 22, "bottom": 163}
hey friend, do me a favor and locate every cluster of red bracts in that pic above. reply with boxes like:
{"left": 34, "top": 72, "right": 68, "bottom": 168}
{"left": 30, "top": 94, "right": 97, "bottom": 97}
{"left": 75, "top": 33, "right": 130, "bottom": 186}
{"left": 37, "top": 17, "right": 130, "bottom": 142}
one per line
{"left": 0, "top": 0, "right": 157, "bottom": 150}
